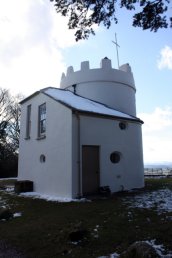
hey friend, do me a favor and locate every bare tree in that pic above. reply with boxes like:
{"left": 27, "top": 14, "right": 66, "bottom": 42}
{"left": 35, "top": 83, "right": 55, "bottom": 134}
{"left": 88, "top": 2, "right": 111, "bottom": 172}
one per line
{"left": 0, "top": 88, "right": 23, "bottom": 177}
{"left": 0, "top": 89, "right": 12, "bottom": 147}
{"left": 7, "top": 94, "right": 22, "bottom": 152}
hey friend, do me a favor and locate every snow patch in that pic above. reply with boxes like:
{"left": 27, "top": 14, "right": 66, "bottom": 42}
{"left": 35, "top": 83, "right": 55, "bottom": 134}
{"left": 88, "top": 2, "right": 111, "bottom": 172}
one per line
{"left": 0, "top": 178, "right": 17, "bottom": 181}
{"left": 124, "top": 189, "right": 172, "bottom": 213}
{"left": 98, "top": 240, "right": 172, "bottom": 258}
{"left": 20, "top": 192, "right": 89, "bottom": 202}
{"left": 13, "top": 212, "right": 22, "bottom": 218}
{"left": 0, "top": 197, "right": 7, "bottom": 208}
{"left": 5, "top": 187, "right": 14, "bottom": 192}
{"left": 98, "top": 253, "right": 119, "bottom": 258}
{"left": 145, "top": 239, "right": 172, "bottom": 257}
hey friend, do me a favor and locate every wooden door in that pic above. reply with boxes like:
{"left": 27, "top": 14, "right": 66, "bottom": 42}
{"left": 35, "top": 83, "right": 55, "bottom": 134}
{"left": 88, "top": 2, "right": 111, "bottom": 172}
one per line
{"left": 82, "top": 145, "right": 100, "bottom": 195}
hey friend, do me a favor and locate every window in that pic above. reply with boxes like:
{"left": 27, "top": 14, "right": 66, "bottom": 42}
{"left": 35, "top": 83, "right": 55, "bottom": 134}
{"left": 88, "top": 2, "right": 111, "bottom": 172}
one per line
{"left": 26, "top": 104, "right": 31, "bottom": 139}
{"left": 40, "top": 154, "right": 46, "bottom": 163}
{"left": 110, "top": 152, "right": 121, "bottom": 163}
{"left": 38, "top": 103, "right": 46, "bottom": 137}
{"left": 119, "top": 122, "right": 127, "bottom": 130}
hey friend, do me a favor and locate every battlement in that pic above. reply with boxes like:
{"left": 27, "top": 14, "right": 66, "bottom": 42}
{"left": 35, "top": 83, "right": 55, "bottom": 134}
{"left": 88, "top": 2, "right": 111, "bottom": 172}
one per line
{"left": 61, "top": 57, "right": 132, "bottom": 78}
{"left": 60, "top": 58, "right": 135, "bottom": 90}
{"left": 60, "top": 58, "right": 136, "bottom": 116}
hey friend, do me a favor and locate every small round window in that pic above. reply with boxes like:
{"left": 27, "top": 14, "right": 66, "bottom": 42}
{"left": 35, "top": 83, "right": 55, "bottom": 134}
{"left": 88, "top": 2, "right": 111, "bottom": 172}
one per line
{"left": 40, "top": 154, "right": 46, "bottom": 163}
{"left": 119, "top": 122, "right": 127, "bottom": 130}
{"left": 110, "top": 152, "right": 121, "bottom": 163}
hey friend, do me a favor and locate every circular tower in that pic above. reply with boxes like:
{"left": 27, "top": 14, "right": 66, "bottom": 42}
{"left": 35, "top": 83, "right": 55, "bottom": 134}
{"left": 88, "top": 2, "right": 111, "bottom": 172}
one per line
{"left": 60, "top": 57, "right": 137, "bottom": 116}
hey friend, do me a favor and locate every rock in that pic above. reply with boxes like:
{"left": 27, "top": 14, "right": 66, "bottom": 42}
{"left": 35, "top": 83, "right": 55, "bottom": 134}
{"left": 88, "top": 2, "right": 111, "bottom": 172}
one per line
{"left": 14, "top": 180, "right": 33, "bottom": 194}
{"left": 0, "top": 208, "right": 13, "bottom": 221}
{"left": 68, "top": 221, "right": 89, "bottom": 244}
{"left": 69, "top": 230, "right": 88, "bottom": 242}
{"left": 120, "top": 241, "right": 160, "bottom": 258}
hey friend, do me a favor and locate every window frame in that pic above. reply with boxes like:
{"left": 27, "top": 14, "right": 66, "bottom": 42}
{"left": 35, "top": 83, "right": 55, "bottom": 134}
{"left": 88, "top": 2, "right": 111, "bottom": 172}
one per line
{"left": 40, "top": 154, "right": 46, "bottom": 163}
{"left": 38, "top": 103, "right": 46, "bottom": 138}
{"left": 25, "top": 104, "right": 31, "bottom": 139}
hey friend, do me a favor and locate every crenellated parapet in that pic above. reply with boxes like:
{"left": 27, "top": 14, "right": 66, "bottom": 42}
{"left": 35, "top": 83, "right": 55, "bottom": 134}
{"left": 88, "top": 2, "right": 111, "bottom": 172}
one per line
{"left": 60, "top": 58, "right": 137, "bottom": 116}
{"left": 60, "top": 58, "right": 135, "bottom": 89}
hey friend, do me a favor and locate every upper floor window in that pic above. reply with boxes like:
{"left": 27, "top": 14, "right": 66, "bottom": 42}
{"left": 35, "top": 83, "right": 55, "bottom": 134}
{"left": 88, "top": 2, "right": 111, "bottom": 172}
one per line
{"left": 26, "top": 104, "right": 31, "bottom": 139}
{"left": 119, "top": 121, "right": 128, "bottom": 130}
{"left": 38, "top": 103, "right": 46, "bottom": 137}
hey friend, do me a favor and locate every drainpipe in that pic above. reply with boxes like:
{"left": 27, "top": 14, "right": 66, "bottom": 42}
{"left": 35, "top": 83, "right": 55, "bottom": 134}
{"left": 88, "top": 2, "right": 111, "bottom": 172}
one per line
{"left": 76, "top": 112, "right": 82, "bottom": 198}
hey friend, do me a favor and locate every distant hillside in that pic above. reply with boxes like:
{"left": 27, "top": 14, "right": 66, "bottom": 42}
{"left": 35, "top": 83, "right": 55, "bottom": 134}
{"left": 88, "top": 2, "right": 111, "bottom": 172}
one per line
{"left": 144, "top": 162, "right": 172, "bottom": 169}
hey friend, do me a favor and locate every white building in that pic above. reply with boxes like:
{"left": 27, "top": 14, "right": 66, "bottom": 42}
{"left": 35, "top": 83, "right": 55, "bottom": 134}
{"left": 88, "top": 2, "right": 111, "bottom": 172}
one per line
{"left": 18, "top": 57, "right": 144, "bottom": 198}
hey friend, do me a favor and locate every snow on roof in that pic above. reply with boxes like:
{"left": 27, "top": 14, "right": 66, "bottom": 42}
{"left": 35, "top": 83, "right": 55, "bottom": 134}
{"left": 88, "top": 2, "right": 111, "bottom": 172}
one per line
{"left": 43, "top": 88, "right": 141, "bottom": 122}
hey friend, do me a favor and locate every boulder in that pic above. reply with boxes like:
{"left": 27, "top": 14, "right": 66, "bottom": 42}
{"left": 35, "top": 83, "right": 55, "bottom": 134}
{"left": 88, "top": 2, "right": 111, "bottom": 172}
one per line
{"left": 0, "top": 208, "right": 13, "bottom": 221}
{"left": 69, "top": 230, "right": 88, "bottom": 242}
{"left": 120, "top": 241, "right": 160, "bottom": 258}
{"left": 68, "top": 221, "right": 88, "bottom": 243}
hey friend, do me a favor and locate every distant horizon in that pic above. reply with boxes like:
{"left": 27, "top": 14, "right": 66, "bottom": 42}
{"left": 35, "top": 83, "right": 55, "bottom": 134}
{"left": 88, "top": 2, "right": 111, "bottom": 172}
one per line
{"left": 144, "top": 162, "right": 172, "bottom": 168}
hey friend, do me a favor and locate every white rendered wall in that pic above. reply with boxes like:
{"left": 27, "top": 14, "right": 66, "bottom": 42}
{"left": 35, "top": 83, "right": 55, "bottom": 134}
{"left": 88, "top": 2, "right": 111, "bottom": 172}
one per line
{"left": 60, "top": 58, "right": 137, "bottom": 116}
{"left": 18, "top": 93, "right": 73, "bottom": 198}
{"left": 72, "top": 114, "right": 144, "bottom": 196}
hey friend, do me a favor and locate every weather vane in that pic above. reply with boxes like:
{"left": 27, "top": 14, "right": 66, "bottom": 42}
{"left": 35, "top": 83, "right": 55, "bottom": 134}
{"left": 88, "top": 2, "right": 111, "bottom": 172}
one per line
{"left": 112, "top": 33, "right": 120, "bottom": 68}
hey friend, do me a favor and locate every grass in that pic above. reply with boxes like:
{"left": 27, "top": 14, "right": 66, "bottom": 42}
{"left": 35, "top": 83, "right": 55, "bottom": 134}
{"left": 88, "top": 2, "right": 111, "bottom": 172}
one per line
{"left": 0, "top": 178, "right": 172, "bottom": 257}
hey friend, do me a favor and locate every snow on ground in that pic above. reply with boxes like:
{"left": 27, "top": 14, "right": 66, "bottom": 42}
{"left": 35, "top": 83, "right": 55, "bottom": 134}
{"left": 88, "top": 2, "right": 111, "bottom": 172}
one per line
{"left": 0, "top": 197, "right": 6, "bottom": 209}
{"left": 98, "top": 240, "right": 172, "bottom": 258}
{"left": 0, "top": 178, "right": 17, "bottom": 181}
{"left": 145, "top": 240, "right": 172, "bottom": 258}
{"left": 5, "top": 187, "right": 15, "bottom": 192}
{"left": 20, "top": 192, "right": 89, "bottom": 202}
{"left": 1, "top": 185, "right": 172, "bottom": 210}
{"left": 13, "top": 212, "right": 22, "bottom": 218}
{"left": 1, "top": 184, "right": 172, "bottom": 257}
{"left": 98, "top": 188, "right": 172, "bottom": 257}
{"left": 123, "top": 188, "right": 172, "bottom": 214}
{"left": 98, "top": 253, "right": 119, "bottom": 258}
{"left": 1, "top": 187, "right": 88, "bottom": 203}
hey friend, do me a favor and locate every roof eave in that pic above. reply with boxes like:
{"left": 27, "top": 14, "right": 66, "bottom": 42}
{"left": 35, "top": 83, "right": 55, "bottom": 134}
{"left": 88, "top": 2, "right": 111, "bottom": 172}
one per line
{"left": 20, "top": 91, "right": 40, "bottom": 104}
{"left": 72, "top": 109, "right": 144, "bottom": 124}
{"left": 21, "top": 88, "right": 143, "bottom": 124}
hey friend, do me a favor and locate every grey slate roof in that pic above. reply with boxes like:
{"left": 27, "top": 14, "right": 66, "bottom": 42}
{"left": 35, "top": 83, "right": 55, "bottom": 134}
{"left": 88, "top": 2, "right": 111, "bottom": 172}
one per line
{"left": 42, "top": 87, "right": 143, "bottom": 123}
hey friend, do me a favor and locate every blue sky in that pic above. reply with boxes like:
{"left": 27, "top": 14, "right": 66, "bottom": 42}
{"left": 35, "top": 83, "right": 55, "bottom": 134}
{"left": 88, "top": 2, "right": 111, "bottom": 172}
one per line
{"left": 0, "top": 0, "right": 172, "bottom": 164}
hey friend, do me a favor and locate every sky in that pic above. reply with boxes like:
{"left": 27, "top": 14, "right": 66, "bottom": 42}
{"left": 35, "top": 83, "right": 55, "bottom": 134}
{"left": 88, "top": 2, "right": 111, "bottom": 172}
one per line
{"left": 0, "top": 0, "right": 172, "bottom": 165}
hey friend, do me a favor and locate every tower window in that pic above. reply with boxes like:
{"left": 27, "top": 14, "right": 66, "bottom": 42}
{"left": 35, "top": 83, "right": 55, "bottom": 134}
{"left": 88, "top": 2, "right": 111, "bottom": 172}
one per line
{"left": 110, "top": 152, "right": 121, "bottom": 163}
{"left": 119, "top": 122, "right": 127, "bottom": 130}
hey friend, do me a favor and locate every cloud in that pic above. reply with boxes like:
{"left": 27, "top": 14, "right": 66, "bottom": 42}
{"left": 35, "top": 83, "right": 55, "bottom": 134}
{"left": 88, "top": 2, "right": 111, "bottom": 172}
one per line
{"left": 0, "top": 45, "right": 66, "bottom": 95}
{"left": 157, "top": 46, "right": 172, "bottom": 70}
{"left": 0, "top": 0, "right": 82, "bottom": 96}
{"left": 139, "top": 107, "right": 172, "bottom": 133}
{"left": 142, "top": 135, "right": 172, "bottom": 164}
{"left": 138, "top": 107, "right": 172, "bottom": 163}
{"left": 0, "top": 0, "right": 79, "bottom": 59}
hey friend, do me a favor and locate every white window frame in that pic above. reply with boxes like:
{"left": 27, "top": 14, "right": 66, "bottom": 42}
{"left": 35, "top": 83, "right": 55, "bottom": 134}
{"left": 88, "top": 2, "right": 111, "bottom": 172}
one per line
{"left": 26, "top": 104, "right": 31, "bottom": 139}
{"left": 38, "top": 103, "right": 46, "bottom": 137}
